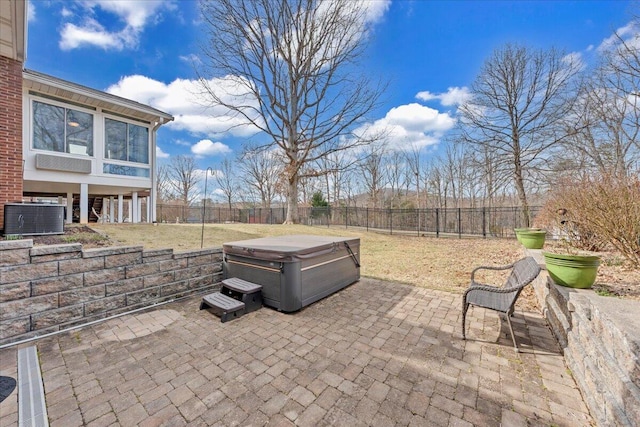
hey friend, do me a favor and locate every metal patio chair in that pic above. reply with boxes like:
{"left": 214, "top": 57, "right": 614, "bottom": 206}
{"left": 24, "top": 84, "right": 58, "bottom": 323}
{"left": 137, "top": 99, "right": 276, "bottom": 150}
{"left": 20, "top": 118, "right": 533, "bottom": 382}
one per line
{"left": 461, "top": 256, "right": 541, "bottom": 352}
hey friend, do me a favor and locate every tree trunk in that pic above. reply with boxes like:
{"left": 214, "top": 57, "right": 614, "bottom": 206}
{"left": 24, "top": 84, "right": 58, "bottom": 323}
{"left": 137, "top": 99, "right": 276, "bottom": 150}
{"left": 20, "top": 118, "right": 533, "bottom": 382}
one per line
{"left": 513, "top": 164, "right": 531, "bottom": 227}
{"left": 285, "top": 174, "right": 299, "bottom": 224}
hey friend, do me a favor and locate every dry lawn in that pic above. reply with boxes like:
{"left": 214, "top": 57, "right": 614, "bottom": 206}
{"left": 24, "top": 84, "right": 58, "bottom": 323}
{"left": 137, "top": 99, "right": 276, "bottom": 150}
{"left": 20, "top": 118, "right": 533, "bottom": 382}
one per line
{"left": 89, "top": 223, "right": 541, "bottom": 308}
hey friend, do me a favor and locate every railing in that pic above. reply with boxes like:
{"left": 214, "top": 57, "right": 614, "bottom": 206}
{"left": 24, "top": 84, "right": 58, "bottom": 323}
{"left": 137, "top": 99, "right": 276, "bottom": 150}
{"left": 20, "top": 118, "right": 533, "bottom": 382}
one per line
{"left": 157, "top": 205, "right": 541, "bottom": 238}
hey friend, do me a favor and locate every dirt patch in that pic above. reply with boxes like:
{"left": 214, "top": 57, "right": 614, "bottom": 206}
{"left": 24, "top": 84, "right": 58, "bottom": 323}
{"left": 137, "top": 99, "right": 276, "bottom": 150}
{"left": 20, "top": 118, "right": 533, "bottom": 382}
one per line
{"left": 3, "top": 224, "right": 114, "bottom": 248}
{"left": 592, "top": 252, "right": 640, "bottom": 300}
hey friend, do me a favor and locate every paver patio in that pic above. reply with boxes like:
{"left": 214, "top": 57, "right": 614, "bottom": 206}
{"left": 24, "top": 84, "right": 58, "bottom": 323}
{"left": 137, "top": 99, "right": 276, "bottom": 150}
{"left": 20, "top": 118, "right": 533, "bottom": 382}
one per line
{"left": 0, "top": 278, "right": 592, "bottom": 426}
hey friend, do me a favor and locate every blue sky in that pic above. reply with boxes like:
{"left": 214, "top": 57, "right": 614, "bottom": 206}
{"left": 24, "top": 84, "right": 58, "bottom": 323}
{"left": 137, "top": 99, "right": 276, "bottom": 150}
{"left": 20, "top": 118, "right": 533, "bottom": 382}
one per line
{"left": 25, "top": 0, "right": 635, "bottom": 172}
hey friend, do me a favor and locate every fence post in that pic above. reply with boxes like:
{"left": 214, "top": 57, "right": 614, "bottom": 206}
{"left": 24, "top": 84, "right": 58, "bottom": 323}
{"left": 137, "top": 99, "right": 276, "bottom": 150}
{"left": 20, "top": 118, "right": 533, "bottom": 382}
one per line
{"left": 458, "top": 207, "right": 462, "bottom": 239}
{"left": 416, "top": 209, "right": 420, "bottom": 237}
{"left": 345, "top": 206, "right": 348, "bottom": 229}
{"left": 366, "top": 208, "right": 369, "bottom": 232}
{"left": 482, "top": 207, "right": 486, "bottom": 238}
{"left": 389, "top": 209, "right": 393, "bottom": 235}
{"left": 436, "top": 208, "right": 440, "bottom": 237}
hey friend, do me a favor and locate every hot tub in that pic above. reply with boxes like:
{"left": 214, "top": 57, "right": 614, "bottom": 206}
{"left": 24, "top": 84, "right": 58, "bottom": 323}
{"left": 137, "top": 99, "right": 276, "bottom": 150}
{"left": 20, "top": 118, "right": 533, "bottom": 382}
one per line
{"left": 222, "top": 235, "right": 360, "bottom": 312}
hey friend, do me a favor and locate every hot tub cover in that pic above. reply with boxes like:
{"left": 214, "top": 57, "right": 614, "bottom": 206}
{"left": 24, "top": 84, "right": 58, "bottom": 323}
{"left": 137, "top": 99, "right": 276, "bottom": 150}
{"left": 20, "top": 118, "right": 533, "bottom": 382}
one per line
{"left": 223, "top": 235, "right": 358, "bottom": 262}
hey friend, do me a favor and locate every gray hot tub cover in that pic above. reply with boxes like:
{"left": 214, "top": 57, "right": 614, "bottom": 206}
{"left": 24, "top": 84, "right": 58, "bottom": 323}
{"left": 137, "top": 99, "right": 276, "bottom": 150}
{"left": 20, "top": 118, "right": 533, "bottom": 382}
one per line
{"left": 222, "top": 235, "right": 358, "bottom": 262}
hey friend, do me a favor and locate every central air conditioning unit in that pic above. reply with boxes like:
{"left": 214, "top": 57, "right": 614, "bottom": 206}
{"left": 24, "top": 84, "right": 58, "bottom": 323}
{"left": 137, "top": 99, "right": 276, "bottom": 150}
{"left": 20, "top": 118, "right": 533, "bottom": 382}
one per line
{"left": 4, "top": 203, "right": 65, "bottom": 236}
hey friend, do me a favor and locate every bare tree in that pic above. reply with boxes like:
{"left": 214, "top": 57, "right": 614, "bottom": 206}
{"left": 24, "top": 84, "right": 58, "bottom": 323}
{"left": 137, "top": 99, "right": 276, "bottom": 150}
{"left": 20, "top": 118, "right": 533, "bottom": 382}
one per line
{"left": 156, "top": 162, "right": 173, "bottom": 202}
{"left": 315, "top": 149, "right": 359, "bottom": 207}
{"left": 214, "top": 158, "right": 238, "bottom": 212}
{"left": 469, "top": 144, "right": 510, "bottom": 208}
{"left": 458, "top": 44, "right": 581, "bottom": 226}
{"left": 198, "top": 0, "right": 384, "bottom": 223}
{"left": 565, "top": 29, "right": 640, "bottom": 177}
{"left": 359, "top": 145, "right": 386, "bottom": 209}
{"left": 239, "top": 147, "right": 281, "bottom": 208}
{"left": 385, "top": 151, "right": 406, "bottom": 209}
{"left": 404, "top": 146, "right": 422, "bottom": 208}
{"left": 425, "top": 157, "right": 449, "bottom": 210}
{"left": 443, "top": 144, "right": 465, "bottom": 208}
{"left": 167, "top": 155, "right": 199, "bottom": 206}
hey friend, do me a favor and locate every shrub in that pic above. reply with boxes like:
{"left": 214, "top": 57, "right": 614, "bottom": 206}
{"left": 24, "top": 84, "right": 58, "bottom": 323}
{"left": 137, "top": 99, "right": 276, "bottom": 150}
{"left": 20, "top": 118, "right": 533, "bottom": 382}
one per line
{"left": 536, "top": 174, "right": 640, "bottom": 267}
{"left": 310, "top": 191, "right": 329, "bottom": 219}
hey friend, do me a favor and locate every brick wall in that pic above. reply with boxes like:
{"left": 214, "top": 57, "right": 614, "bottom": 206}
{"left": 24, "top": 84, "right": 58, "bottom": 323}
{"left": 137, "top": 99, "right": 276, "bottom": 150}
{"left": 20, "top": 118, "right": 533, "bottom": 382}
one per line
{"left": 0, "top": 240, "right": 223, "bottom": 346}
{"left": 526, "top": 249, "right": 640, "bottom": 427}
{"left": 0, "top": 56, "right": 24, "bottom": 232}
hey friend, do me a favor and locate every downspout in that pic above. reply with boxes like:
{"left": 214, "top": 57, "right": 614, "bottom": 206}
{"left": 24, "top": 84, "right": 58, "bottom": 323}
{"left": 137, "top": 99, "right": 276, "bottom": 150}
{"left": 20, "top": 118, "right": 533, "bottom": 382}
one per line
{"left": 150, "top": 117, "right": 165, "bottom": 223}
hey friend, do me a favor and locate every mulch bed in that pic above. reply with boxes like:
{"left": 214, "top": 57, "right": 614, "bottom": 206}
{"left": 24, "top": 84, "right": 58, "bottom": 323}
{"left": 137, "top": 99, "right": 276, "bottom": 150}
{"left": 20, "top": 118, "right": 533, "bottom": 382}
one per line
{"left": 2, "top": 224, "right": 113, "bottom": 248}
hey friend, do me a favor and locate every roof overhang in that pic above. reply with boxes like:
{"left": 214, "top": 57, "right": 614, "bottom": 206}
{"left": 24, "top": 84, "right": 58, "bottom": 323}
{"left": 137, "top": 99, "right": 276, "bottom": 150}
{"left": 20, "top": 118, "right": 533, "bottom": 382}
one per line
{"left": 23, "top": 69, "right": 174, "bottom": 125}
{"left": 0, "top": 0, "right": 27, "bottom": 62}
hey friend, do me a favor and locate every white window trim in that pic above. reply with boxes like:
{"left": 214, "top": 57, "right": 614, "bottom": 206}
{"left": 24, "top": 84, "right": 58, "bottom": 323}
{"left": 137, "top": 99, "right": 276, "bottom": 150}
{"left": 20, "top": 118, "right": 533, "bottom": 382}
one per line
{"left": 29, "top": 95, "right": 97, "bottom": 158}
{"left": 103, "top": 113, "right": 152, "bottom": 167}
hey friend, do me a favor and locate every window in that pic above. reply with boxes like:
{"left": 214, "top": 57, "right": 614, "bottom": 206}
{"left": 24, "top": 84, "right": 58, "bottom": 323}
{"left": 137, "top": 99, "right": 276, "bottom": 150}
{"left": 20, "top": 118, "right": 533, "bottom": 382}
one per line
{"left": 103, "top": 163, "right": 150, "bottom": 177}
{"left": 32, "top": 101, "right": 93, "bottom": 156}
{"left": 105, "top": 118, "right": 149, "bottom": 164}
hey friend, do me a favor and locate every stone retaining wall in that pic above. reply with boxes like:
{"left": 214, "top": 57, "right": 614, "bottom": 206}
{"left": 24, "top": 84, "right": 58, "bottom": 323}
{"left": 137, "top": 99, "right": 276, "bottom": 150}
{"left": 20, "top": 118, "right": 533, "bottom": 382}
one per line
{"left": 527, "top": 249, "right": 640, "bottom": 427}
{"left": 0, "top": 240, "right": 223, "bottom": 346}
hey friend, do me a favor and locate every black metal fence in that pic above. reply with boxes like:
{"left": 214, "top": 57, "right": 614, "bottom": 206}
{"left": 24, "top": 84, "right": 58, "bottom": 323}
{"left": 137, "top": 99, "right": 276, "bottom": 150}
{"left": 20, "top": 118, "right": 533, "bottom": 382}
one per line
{"left": 157, "top": 204, "right": 541, "bottom": 238}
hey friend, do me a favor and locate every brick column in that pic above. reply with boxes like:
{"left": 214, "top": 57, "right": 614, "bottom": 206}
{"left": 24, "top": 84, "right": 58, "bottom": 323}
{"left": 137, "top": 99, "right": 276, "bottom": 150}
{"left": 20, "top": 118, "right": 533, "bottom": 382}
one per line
{"left": 0, "top": 56, "right": 24, "bottom": 232}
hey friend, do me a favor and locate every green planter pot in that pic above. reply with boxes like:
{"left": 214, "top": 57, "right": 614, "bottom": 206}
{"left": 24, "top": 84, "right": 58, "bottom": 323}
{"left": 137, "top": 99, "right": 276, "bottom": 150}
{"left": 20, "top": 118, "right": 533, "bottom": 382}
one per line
{"left": 543, "top": 252, "right": 600, "bottom": 289}
{"left": 514, "top": 228, "right": 546, "bottom": 249}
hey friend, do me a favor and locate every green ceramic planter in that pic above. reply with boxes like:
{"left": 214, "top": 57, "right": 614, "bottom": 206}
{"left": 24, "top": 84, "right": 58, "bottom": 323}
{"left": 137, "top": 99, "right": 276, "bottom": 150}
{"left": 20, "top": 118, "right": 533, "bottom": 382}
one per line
{"left": 543, "top": 252, "right": 600, "bottom": 289}
{"left": 514, "top": 228, "right": 546, "bottom": 249}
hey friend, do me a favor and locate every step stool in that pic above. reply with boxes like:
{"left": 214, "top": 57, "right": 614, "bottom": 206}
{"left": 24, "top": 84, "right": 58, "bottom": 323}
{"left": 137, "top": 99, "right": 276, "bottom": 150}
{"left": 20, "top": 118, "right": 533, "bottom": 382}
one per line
{"left": 200, "top": 278, "right": 262, "bottom": 322}
{"left": 220, "top": 278, "right": 263, "bottom": 313}
{"left": 200, "top": 292, "right": 245, "bottom": 323}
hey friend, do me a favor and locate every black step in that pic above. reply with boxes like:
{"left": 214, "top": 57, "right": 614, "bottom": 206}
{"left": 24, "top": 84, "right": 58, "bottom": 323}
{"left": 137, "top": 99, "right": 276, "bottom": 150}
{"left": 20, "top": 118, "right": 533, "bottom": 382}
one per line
{"left": 200, "top": 292, "right": 245, "bottom": 322}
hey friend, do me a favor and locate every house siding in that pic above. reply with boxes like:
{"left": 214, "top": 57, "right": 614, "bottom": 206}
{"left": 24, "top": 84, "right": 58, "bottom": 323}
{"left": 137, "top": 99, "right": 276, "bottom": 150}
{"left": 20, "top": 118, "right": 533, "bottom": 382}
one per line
{"left": 0, "top": 55, "right": 24, "bottom": 232}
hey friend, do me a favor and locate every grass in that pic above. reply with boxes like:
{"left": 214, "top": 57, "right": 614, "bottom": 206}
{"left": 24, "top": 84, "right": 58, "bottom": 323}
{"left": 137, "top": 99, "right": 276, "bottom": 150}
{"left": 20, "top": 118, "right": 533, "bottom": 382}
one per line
{"left": 90, "top": 223, "right": 524, "bottom": 296}
{"left": 594, "top": 288, "right": 616, "bottom": 297}
{"left": 61, "top": 232, "right": 110, "bottom": 244}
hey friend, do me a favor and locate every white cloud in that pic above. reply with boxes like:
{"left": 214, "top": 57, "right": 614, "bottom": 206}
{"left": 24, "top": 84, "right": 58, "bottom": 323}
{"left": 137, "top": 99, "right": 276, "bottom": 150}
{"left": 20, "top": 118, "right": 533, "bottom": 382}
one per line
{"left": 174, "top": 139, "right": 192, "bottom": 147}
{"left": 194, "top": 168, "right": 222, "bottom": 181}
{"left": 354, "top": 103, "right": 455, "bottom": 151}
{"left": 386, "top": 103, "right": 454, "bottom": 133}
{"left": 27, "top": 1, "right": 36, "bottom": 22}
{"left": 191, "top": 139, "right": 232, "bottom": 157}
{"left": 84, "top": 0, "right": 170, "bottom": 29}
{"left": 106, "top": 74, "right": 264, "bottom": 137}
{"left": 597, "top": 21, "right": 640, "bottom": 53}
{"left": 59, "top": 1, "right": 173, "bottom": 51}
{"left": 362, "top": 0, "right": 392, "bottom": 24}
{"left": 179, "top": 54, "right": 202, "bottom": 65}
{"left": 302, "top": 0, "right": 389, "bottom": 65}
{"left": 562, "top": 52, "right": 585, "bottom": 72}
{"left": 60, "top": 20, "right": 123, "bottom": 50}
{"left": 156, "top": 146, "right": 170, "bottom": 159}
{"left": 416, "top": 87, "right": 472, "bottom": 106}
